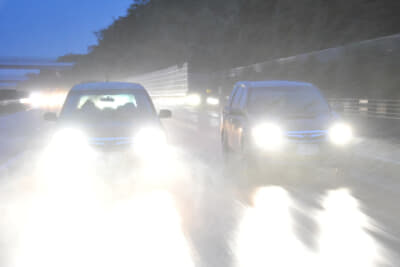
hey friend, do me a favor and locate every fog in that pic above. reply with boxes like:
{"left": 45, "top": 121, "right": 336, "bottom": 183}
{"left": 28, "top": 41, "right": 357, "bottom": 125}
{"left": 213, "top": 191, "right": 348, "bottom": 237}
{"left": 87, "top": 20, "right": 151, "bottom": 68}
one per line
{"left": 1, "top": 0, "right": 400, "bottom": 266}
{"left": 0, "top": 105, "right": 398, "bottom": 266}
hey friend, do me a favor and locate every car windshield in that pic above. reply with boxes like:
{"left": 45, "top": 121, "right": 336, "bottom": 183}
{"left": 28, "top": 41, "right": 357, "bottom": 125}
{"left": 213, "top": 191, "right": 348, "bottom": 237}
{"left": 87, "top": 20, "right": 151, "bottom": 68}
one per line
{"left": 248, "top": 86, "right": 330, "bottom": 117}
{"left": 60, "top": 90, "right": 155, "bottom": 122}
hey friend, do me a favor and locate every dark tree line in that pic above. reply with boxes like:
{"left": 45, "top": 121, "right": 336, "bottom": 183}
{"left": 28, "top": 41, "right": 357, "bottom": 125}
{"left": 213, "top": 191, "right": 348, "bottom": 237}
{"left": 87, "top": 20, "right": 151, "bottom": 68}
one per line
{"left": 45, "top": 0, "right": 400, "bottom": 87}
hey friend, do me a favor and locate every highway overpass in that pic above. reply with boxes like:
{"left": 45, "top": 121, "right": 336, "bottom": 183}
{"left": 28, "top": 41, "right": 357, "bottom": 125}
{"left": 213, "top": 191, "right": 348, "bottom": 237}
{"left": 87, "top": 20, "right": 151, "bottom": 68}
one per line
{"left": 0, "top": 57, "right": 74, "bottom": 90}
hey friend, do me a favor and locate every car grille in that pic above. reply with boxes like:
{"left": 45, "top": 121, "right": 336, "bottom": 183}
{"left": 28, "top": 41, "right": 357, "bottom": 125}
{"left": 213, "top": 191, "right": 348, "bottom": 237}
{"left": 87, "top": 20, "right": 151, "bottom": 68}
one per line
{"left": 286, "top": 130, "right": 327, "bottom": 143}
{"left": 89, "top": 137, "right": 133, "bottom": 148}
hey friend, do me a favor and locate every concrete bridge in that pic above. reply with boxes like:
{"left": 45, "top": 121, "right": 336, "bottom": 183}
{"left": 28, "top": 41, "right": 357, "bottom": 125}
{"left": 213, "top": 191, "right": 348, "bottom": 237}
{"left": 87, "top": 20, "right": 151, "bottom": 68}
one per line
{"left": 0, "top": 57, "right": 74, "bottom": 89}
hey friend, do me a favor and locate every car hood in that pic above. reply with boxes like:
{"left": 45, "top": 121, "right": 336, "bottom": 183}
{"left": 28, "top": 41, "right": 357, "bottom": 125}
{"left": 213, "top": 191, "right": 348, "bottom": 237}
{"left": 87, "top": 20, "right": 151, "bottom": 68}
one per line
{"left": 249, "top": 113, "right": 334, "bottom": 132}
{"left": 57, "top": 118, "right": 162, "bottom": 138}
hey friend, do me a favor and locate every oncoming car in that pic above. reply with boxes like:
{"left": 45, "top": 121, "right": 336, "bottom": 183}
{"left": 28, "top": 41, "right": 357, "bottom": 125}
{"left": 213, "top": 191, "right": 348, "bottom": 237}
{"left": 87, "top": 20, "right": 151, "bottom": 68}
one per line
{"left": 43, "top": 82, "right": 172, "bottom": 158}
{"left": 221, "top": 81, "right": 353, "bottom": 168}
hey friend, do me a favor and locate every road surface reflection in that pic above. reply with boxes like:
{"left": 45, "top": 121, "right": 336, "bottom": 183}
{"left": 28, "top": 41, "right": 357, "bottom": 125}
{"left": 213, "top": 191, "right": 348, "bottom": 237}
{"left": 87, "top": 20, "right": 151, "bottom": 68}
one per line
{"left": 3, "top": 150, "right": 195, "bottom": 267}
{"left": 233, "top": 186, "right": 385, "bottom": 267}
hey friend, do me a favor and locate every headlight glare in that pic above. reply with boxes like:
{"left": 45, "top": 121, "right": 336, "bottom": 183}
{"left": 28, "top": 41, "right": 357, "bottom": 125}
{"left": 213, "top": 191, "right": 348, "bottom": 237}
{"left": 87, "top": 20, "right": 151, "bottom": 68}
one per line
{"left": 206, "top": 97, "right": 219, "bottom": 106}
{"left": 134, "top": 127, "right": 167, "bottom": 156}
{"left": 252, "top": 123, "right": 283, "bottom": 150}
{"left": 186, "top": 94, "right": 201, "bottom": 106}
{"left": 51, "top": 128, "right": 87, "bottom": 150}
{"left": 329, "top": 123, "right": 353, "bottom": 145}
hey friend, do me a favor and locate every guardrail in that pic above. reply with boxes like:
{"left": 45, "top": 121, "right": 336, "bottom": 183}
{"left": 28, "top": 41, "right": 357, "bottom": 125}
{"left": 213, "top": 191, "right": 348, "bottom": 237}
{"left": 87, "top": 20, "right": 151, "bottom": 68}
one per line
{"left": 0, "top": 99, "right": 20, "bottom": 105}
{"left": 328, "top": 98, "right": 400, "bottom": 120}
{"left": 125, "top": 63, "right": 189, "bottom": 97}
{"left": 0, "top": 99, "right": 29, "bottom": 116}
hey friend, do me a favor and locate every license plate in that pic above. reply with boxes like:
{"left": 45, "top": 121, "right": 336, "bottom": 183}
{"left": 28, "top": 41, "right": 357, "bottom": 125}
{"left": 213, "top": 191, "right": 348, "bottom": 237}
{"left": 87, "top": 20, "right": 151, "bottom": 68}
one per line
{"left": 296, "top": 144, "right": 320, "bottom": 155}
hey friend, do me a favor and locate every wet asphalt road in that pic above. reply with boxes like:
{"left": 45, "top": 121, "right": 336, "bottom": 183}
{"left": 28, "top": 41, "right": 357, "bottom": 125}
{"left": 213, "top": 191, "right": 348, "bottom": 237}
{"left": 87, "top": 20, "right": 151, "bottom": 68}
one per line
{"left": 0, "top": 109, "right": 399, "bottom": 267}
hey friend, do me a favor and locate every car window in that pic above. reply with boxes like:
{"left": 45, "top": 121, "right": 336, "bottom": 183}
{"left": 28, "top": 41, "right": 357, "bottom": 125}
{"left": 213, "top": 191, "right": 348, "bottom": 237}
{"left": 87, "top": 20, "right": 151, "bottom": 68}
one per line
{"left": 248, "top": 86, "right": 330, "bottom": 116}
{"left": 60, "top": 90, "right": 155, "bottom": 121}
{"left": 229, "top": 86, "right": 239, "bottom": 108}
{"left": 231, "top": 87, "right": 243, "bottom": 110}
{"left": 239, "top": 88, "right": 247, "bottom": 110}
{"left": 77, "top": 94, "right": 137, "bottom": 110}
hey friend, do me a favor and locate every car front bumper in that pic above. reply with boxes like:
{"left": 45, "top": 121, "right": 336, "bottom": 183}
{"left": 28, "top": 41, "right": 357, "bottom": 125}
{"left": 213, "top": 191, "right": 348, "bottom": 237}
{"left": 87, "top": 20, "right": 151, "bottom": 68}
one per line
{"left": 246, "top": 139, "right": 352, "bottom": 166}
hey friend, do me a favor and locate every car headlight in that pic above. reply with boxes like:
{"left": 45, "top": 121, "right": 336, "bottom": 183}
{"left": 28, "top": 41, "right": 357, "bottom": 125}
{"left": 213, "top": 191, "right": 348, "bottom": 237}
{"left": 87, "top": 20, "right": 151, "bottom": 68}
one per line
{"left": 252, "top": 123, "right": 284, "bottom": 150}
{"left": 51, "top": 128, "right": 88, "bottom": 150}
{"left": 206, "top": 96, "right": 219, "bottom": 106}
{"left": 134, "top": 127, "right": 167, "bottom": 156}
{"left": 329, "top": 123, "right": 353, "bottom": 145}
{"left": 46, "top": 128, "right": 91, "bottom": 165}
{"left": 186, "top": 94, "right": 201, "bottom": 106}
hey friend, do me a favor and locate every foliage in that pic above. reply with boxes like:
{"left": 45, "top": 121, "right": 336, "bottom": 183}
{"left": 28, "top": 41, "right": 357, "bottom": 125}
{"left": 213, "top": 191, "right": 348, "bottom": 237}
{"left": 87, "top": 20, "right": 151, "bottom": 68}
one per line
{"left": 66, "top": 0, "right": 400, "bottom": 81}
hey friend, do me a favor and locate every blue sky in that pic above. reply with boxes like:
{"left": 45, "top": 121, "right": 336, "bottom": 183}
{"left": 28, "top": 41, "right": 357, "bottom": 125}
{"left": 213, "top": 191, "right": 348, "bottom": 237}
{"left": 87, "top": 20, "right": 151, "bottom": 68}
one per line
{"left": 0, "top": 0, "right": 133, "bottom": 58}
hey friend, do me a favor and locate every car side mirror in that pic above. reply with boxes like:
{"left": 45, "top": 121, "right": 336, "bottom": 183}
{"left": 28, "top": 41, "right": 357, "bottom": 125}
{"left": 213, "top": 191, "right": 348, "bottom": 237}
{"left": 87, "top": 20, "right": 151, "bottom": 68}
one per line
{"left": 43, "top": 112, "right": 58, "bottom": 121}
{"left": 159, "top": 109, "right": 172, "bottom": 119}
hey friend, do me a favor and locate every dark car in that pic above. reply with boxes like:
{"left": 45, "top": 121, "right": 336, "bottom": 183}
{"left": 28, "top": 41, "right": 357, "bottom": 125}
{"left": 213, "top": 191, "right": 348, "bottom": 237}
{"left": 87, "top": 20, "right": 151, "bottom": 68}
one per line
{"left": 221, "top": 81, "right": 353, "bottom": 168}
{"left": 43, "top": 82, "right": 171, "bottom": 157}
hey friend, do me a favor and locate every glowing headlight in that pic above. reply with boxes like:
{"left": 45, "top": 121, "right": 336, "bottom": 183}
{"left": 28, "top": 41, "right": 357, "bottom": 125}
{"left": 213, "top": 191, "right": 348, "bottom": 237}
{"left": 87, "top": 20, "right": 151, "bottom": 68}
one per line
{"left": 29, "top": 92, "right": 44, "bottom": 108}
{"left": 252, "top": 123, "right": 284, "bottom": 150}
{"left": 51, "top": 128, "right": 87, "bottom": 150}
{"left": 134, "top": 127, "right": 167, "bottom": 156}
{"left": 186, "top": 94, "right": 201, "bottom": 106}
{"left": 329, "top": 123, "right": 353, "bottom": 145}
{"left": 206, "top": 97, "right": 219, "bottom": 106}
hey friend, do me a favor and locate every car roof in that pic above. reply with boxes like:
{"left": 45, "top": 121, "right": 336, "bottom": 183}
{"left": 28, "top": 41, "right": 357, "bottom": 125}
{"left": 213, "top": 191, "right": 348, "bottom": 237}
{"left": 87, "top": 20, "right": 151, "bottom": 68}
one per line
{"left": 70, "top": 82, "right": 145, "bottom": 92}
{"left": 235, "top": 80, "right": 314, "bottom": 88}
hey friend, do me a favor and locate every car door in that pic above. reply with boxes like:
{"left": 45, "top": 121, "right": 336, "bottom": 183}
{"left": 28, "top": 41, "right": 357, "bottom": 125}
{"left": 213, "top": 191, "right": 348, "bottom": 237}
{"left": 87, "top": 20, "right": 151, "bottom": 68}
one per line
{"left": 222, "top": 86, "right": 240, "bottom": 149}
{"left": 229, "top": 87, "right": 244, "bottom": 150}
{"left": 231, "top": 87, "right": 248, "bottom": 150}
